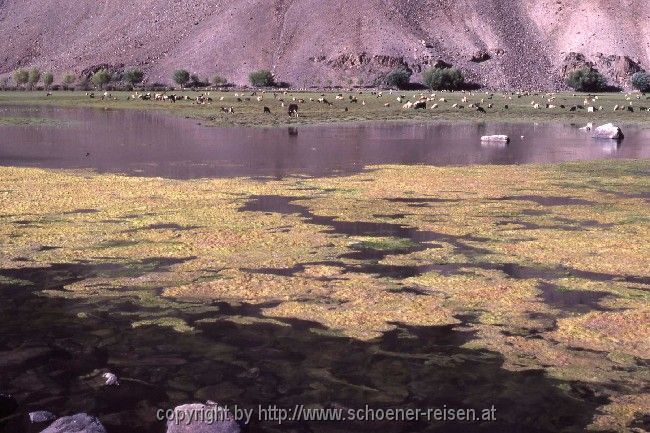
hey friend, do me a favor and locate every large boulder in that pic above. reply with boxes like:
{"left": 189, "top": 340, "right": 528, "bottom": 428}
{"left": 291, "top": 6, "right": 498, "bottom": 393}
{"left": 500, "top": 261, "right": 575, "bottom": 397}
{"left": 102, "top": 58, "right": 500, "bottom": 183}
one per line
{"left": 40, "top": 413, "right": 106, "bottom": 433}
{"left": 470, "top": 50, "right": 491, "bottom": 63}
{"left": 166, "top": 404, "right": 240, "bottom": 433}
{"left": 592, "top": 123, "right": 624, "bottom": 140}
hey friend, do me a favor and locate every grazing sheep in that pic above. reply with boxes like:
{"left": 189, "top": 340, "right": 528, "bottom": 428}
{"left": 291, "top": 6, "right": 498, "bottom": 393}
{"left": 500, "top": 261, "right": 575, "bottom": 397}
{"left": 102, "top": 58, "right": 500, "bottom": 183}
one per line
{"left": 504, "top": 104, "right": 508, "bottom": 109}
{"left": 476, "top": 106, "right": 486, "bottom": 113}
{"left": 287, "top": 103, "right": 299, "bottom": 117}
{"left": 237, "top": 98, "right": 242, "bottom": 102}
{"left": 402, "top": 101, "right": 414, "bottom": 109}
{"left": 413, "top": 100, "right": 426, "bottom": 109}
{"left": 256, "top": 96, "right": 263, "bottom": 102}
{"left": 430, "top": 103, "right": 438, "bottom": 109}
{"left": 263, "top": 106, "right": 271, "bottom": 114}
{"left": 384, "top": 103, "right": 390, "bottom": 107}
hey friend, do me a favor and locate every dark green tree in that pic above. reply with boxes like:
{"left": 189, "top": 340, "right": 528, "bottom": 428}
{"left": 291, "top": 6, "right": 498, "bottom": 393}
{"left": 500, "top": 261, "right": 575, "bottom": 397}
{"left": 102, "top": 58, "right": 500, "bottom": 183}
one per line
{"left": 422, "top": 67, "right": 465, "bottom": 90}
{"left": 249, "top": 69, "right": 275, "bottom": 87}
{"left": 124, "top": 68, "right": 145, "bottom": 87}
{"left": 173, "top": 69, "right": 190, "bottom": 88}
{"left": 566, "top": 68, "right": 606, "bottom": 92}
{"left": 91, "top": 69, "right": 112, "bottom": 89}
{"left": 631, "top": 72, "right": 650, "bottom": 92}
{"left": 384, "top": 67, "right": 412, "bottom": 89}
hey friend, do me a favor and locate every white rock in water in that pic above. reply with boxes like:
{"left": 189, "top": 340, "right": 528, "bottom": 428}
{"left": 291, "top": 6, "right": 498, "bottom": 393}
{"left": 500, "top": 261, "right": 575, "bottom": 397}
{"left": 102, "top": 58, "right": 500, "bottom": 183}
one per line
{"left": 481, "top": 135, "right": 510, "bottom": 143}
{"left": 593, "top": 123, "right": 624, "bottom": 140}
{"left": 166, "top": 403, "right": 240, "bottom": 433}
{"left": 102, "top": 372, "right": 119, "bottom": 386}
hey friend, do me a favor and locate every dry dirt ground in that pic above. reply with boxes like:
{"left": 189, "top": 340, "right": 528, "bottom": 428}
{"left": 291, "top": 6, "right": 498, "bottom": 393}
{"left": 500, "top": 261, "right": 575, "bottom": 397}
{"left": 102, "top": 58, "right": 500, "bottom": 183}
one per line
{"left": 0, "top": 0, "right": 648, "bottom": 89}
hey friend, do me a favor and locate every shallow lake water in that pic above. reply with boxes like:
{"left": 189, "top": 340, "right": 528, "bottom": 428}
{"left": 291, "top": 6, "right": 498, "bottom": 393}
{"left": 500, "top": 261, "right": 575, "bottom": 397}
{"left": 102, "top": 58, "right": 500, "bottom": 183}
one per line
{"left": 0, "top": 105, "right": 645, "bottom": 432}
{"left": 1, "top": 105, "right": 649, "bottom": 179}
{"left": 0, "top": 262, "right": 603, "bottom": 433}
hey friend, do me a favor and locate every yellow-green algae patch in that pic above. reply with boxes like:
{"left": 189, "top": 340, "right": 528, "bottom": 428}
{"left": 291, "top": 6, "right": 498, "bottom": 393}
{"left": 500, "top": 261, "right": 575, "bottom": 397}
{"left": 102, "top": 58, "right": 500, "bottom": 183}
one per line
{"left": 0, "top": 159, "right": 648, "bottom": 431}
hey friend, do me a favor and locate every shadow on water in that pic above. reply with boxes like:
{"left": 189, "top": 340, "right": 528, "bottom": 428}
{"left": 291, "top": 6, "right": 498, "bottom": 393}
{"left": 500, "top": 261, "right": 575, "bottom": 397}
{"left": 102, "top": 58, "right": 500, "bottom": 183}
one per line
{"left": 1, "top": 106, "right": 649, "bottom": 179}
{"left": 0, "top": 262, "right": 604, "bottom": 433}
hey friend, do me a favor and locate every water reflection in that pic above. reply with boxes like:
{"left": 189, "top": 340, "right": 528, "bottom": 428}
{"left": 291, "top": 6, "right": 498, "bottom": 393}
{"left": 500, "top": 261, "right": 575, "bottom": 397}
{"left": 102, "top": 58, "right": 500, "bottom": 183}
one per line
{"left": 1, "top": 106, "right": 648, "bottom": 179}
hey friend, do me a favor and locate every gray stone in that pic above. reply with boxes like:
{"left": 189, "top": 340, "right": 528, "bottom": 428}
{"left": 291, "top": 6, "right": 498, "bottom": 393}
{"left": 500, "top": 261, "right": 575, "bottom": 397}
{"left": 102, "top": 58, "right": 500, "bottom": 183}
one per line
{"left": 40, "top": 413, "right": 106, "bottom": 433}
{"left": 166, "top": 403, "right": 240, "bottom": 433}
{"left": 592, "top": 123, "right": 624, "bottom": 140}
{"left": 29, "top": 410, "right": 57, "bottom": 424}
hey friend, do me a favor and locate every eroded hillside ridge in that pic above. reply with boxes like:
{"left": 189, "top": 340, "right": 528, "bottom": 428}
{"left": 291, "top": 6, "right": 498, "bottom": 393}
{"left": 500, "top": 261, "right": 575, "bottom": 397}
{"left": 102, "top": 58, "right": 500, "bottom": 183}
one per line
{"left": 0, "top": 0, "right": 648, "bottom": 89}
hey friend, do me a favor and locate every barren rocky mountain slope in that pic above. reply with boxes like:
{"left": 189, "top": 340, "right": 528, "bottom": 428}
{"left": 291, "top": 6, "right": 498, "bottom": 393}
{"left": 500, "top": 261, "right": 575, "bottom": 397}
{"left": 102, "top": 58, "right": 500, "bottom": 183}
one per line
{"left": 0, "top": 0, "right": 648, "bottom": 89}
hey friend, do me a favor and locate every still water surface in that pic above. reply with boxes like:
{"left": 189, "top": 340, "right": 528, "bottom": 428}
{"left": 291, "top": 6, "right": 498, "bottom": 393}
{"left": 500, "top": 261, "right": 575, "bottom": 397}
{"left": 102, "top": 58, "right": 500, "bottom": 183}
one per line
{"left": 1, "top": 105, "right": 648, "bottom": 179}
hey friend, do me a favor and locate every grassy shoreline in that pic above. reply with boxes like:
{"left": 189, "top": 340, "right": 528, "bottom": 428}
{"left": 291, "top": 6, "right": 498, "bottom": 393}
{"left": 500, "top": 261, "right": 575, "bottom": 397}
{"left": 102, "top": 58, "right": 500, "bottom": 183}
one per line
{"left": 1, "top": 90, "right": 649, "bottom": 127}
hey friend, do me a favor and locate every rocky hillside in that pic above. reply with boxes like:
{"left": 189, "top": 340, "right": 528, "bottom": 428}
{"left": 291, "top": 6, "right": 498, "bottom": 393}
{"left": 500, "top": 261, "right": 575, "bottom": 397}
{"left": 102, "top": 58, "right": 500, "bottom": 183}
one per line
{"left": 0, "top": 0, "right": 648, "bottom": 90}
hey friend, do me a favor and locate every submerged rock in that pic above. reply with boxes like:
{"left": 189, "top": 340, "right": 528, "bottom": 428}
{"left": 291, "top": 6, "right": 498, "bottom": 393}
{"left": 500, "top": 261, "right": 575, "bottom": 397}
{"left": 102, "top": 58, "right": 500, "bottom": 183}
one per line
{"left": 29, "top": 410, "right": 57, "bottom": 424}
{"left": 166, "top": 403, "right": 240, "bottom": 433}
{"left": 481, "top": 135, "right": 510, "bottom": 143}
{"left": 593, "top": 123, "right": 624, "bottom": 140}
{"left": 102, "top": 372, "right": 119, "bottom": 386}
{"left": 40, "top": 413, "right": 106, "bottom": 433}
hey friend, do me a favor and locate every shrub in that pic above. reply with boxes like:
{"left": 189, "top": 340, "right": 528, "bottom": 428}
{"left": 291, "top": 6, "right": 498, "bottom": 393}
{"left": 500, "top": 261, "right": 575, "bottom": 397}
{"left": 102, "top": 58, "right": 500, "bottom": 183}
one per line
{"left": 124, "top": 68, "right": 144, "bottom": 87}
{"left": 13, "top": 69, "right": 29, "bottom": 88}
{"left": 43, "top": 72, "right": 54, "bottom": 89}
{"left": 423, "top": 67, "right": 465, "bottom": 90}
{"left": 566, "top": 68, "right": 606, "bottom": 92}
{"left": 91, "top": 69, "right": 112, "bottom": 89}
{"left": 631, "top": 72, "right": 650, "bottom": 92}
{"left": 249, "top": 69, "right": 275, "bottom": 87}
{"left": 384, "top": 67, "right": 412, "bottom": 89}
{"left": 28, "top": 68, "right": 41, "bottom": 89}
{"left": 173, "top": 69, "right": 190, "bottom": 88}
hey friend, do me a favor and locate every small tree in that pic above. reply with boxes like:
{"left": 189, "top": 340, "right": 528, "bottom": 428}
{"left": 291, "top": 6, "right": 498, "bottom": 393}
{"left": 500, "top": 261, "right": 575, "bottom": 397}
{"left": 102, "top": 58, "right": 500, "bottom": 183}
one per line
{"left": 173, "top": 69, "right": 190, "bottom": 89}
{"left": 249, "top": 69, "right": 275, "bottom": 87}
{"left": 212, "top": 74, "right": 227, "bottom": 86}
{"left": 28, "top": 68, "right": 41, "bottom": 89}
{"left": 124, "top": 68, "right": 144, "bottom": 87}
{"left": 13, "top": 69, "right": 29, "bottom": 88}
{"left": 91, "top": 69, "right": 112, "bottom": 89}
{"left": 566, "top": 68, "right": 606, "bottom": 92}
{"left": 43, "top": 72, "right": 54, "bottom": 90}
{"left": 384, "top": 67, "right": 412, "bottom": 89}
{"left": 63, "top": 74, "right": 76, "bottom": 89}
{"left": 631, "top": 72, "right": 650, "bottom": 92}
{"left": 423, "top": 67, "right": 465, "bottom": 90}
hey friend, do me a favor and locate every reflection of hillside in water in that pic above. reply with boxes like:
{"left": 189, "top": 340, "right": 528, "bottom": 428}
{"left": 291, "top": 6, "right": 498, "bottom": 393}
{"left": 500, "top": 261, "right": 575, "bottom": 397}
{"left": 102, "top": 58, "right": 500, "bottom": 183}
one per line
{"left": 1, "top": 105, "right": 648, "bottom": 179}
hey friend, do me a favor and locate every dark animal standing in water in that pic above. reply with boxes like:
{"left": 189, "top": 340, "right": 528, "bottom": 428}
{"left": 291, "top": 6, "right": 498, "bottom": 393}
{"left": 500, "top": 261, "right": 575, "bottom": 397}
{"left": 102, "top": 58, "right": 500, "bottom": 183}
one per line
{"left": 287, "top": 103, "right": 299, "bottom": 117}
{"left": 263, "top": 106, "right": 271, "bottom": 114}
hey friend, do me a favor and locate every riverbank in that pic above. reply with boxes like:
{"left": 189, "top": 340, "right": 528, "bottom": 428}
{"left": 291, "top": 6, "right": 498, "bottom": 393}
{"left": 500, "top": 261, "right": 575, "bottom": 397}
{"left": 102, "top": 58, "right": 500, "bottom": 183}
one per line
{"left": 0, "top": 160, "right": 648, "bottom": 431}
{"left": 1, "top": 90, "right": 649, "bottom": 127}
